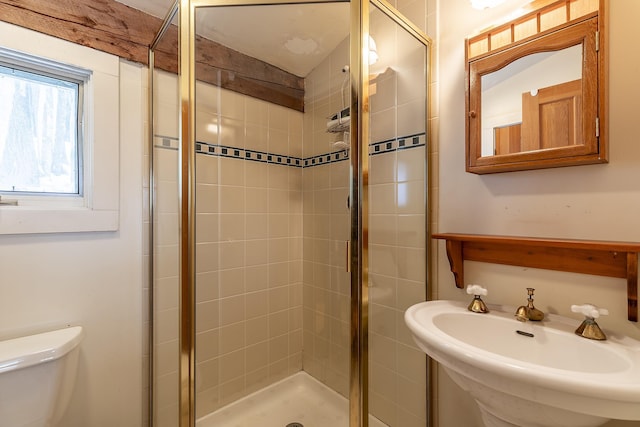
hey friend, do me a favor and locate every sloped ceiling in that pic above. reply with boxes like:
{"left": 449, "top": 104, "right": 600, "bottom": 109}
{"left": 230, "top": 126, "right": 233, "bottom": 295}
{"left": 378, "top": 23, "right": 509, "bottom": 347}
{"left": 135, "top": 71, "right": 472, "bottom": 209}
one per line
{"left": 115, "top": 0, "right": 350, "bottom": 77}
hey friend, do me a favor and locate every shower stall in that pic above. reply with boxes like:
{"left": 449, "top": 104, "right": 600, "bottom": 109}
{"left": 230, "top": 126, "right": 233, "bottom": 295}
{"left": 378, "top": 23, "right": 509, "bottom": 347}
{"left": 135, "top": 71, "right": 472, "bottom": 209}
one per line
{"left": 148, "top": 0, "right": 432, "bottom": 426}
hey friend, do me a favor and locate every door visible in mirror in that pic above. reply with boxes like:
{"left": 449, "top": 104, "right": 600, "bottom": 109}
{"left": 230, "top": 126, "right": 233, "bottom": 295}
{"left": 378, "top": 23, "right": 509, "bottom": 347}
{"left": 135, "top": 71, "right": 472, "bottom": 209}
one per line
{"left": 482, "top": 45, "right": 582, "bottom": 156}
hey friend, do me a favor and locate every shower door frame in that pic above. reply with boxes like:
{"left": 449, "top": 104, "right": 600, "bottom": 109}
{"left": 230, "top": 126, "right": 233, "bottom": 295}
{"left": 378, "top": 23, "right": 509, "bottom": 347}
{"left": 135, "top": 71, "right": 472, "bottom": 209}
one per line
{"left": 148, "top": 0, "right": 433, "bottom": 426}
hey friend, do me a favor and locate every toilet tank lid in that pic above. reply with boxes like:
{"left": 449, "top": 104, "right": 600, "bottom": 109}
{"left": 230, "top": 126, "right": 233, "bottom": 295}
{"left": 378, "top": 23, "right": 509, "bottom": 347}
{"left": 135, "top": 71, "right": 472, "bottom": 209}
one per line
{"left": 0, "top": 326, "right": 83, "bottom": 374}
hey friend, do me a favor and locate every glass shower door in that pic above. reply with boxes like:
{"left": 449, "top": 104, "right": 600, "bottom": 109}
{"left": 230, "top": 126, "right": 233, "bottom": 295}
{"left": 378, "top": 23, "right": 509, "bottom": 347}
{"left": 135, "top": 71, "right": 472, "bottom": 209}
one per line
{"left": 149, "top": 6, "right": 181, "bottom": 425}
{"left": 366, "top": 3, "right": 430, "bottom": 426}
{"left": 191, "top": 1, "right": 354, "bottom": 422}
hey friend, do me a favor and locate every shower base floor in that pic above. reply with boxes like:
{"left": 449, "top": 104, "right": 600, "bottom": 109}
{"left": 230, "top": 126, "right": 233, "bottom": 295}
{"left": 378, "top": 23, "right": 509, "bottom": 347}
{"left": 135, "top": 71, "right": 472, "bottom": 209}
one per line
{"left": 197, "top": 372, "right": 386, "bottom": 427}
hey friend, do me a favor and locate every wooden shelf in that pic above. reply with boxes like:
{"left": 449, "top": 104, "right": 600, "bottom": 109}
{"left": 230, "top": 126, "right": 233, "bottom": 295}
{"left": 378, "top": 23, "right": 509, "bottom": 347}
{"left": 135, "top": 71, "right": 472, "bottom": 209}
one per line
{"left": 433, "top": 233, "right": 640, "bottom": 322}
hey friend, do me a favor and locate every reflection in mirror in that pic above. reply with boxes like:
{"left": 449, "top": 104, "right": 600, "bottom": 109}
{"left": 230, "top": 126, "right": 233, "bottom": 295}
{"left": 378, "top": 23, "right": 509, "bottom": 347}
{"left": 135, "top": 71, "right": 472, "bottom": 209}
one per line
{"left": 481, "top": 44, "right": 582, "bottom": 156}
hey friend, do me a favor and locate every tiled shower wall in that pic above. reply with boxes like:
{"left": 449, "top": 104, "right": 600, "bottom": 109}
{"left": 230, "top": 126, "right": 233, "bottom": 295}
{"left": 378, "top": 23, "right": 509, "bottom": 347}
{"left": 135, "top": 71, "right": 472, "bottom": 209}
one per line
{"left": 152, "top": 70, "right": 180, "bottom": 426}
{"left": 193, "top": 80, "right": 305, "bottom": 417}
{"left": 368, "top": 144, "right": 427, "bottom": 427}
{"left": 301, "top": 37, "right": 353, "bottom": 397}
{"left": 152, "top": 71, "right": 304, "bottom": 424}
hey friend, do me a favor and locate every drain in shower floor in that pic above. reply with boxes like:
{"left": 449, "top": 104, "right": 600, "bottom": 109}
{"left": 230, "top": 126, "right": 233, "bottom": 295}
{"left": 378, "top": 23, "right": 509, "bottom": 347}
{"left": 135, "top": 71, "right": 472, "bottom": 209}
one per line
{"left": 286, "top": 423, "right": 304, "bottom": 427}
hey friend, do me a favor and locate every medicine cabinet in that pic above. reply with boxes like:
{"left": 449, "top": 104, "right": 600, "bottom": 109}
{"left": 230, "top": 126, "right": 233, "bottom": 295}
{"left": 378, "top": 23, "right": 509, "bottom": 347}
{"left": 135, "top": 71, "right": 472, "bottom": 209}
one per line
{"left": 465, "top": 0, "right": 607, "bottom": 174}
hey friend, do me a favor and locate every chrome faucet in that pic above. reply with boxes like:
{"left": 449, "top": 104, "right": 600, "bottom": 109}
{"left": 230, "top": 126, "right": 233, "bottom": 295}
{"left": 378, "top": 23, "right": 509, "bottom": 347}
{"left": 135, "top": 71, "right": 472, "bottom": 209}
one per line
{"left": 514, "top": 288, "right": 544, "bottom": 322}
{"left": 466, "top": 284, "right": 489, "bottom": 313}
{"left": 571, "top": 304, "right": 608, "bottom": 340}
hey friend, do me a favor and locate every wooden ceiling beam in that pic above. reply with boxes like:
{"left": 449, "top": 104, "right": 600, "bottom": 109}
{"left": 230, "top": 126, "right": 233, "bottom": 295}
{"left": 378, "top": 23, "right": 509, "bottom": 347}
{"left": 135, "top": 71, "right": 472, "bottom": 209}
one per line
{"left": 0, "top": 0, "right": 304, "bottom": 111}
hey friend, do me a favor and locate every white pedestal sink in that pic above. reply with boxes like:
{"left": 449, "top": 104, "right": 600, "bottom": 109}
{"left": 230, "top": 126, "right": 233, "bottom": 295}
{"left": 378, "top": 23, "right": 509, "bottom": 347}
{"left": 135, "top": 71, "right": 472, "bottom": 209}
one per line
{"left": 404, "top": 300, "right": 640, "bottom": 427}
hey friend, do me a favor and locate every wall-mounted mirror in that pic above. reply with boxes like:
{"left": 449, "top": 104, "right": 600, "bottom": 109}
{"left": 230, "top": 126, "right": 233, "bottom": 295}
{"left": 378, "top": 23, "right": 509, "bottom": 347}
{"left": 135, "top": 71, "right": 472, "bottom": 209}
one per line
{"left": 465, "top": 0, "right": 607, "bottom": 174}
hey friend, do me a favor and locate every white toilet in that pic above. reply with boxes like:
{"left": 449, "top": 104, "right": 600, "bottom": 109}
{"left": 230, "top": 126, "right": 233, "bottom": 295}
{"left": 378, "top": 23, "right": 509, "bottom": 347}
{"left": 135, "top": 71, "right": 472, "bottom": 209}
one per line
{"left": 0, "top": 326, "right": 83, "bottom": 427}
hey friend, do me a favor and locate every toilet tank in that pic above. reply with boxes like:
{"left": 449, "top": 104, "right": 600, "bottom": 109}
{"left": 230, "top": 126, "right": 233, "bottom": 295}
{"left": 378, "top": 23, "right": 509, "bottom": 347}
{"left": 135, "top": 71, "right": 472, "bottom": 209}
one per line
{"left": 0, "top": 326, "right": 83, "bottom": 427}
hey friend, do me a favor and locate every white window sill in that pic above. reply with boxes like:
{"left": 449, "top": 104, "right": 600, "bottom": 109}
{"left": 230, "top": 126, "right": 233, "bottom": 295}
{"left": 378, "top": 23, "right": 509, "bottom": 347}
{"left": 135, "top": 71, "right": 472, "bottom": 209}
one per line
{"left": 0, "top": 207, "right": 118, "bottom": 234}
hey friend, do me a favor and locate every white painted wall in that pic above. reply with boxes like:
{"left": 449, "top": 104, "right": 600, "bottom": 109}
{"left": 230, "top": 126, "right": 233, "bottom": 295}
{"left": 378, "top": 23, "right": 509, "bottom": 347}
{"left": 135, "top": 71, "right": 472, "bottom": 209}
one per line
{"left": 436, "top": 1, "right": 640, "bottom": 426}
{"left": 0, "top": 27, "right": 145, "bottom": 426}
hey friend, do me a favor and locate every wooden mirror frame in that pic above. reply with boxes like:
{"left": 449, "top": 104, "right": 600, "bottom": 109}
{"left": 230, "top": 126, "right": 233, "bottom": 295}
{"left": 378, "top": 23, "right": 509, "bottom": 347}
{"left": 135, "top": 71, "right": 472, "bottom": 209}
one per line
{"left": 465, "top": 0, "right": 607, "bottom": 174}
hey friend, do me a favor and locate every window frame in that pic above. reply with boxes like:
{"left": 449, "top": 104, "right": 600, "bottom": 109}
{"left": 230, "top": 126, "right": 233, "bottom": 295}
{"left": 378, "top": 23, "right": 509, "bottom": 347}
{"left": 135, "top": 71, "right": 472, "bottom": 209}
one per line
{"left": 0, "top": 21, "right": 120, "bottom": 234}
{"left": 0, "top": 51, "right": 88, "bottom": 199}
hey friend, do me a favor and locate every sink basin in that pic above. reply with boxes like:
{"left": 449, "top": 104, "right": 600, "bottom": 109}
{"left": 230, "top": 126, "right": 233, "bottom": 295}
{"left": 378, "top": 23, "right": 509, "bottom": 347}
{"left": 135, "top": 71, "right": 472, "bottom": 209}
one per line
{"left": 405, "top": 300, "right": 640, "bottom": 427}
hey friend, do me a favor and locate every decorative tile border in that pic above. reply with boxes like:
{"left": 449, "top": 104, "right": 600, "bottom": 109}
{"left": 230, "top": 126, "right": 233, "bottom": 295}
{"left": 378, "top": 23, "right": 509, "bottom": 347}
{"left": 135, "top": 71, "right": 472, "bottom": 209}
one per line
{"left": 370, "top": 133, "right": 427, "bottom": 156}
{"left": 303, "top": 150, "right": 349, "bottom": 167}
{"left": 154, "top": 132, "right": 426, "bottom": 168}
{"left": 156, "top": 136, "right": 179, "bottom": 150}
{"left": 196, "top": 141, "right": 304, "bottom": 167}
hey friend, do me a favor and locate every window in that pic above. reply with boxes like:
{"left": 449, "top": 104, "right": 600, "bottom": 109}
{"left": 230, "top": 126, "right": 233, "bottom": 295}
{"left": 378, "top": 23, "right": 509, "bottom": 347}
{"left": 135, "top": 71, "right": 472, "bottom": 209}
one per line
{"left": 0, "top": 62, "right": 85, "bottom": 196}
{"left": 0, "top": 21, "right": 120, "bottom": 234}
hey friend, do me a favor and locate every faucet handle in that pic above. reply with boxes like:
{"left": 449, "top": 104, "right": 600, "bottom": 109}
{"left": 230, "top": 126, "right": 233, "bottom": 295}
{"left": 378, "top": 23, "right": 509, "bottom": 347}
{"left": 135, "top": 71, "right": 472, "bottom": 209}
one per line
{"left": 571, "top": 304, "right": 609, "bottom": 319}
{"left": 571, "top": 304, "right": 608, "bottom": 340}
{"left": 466, "top": 285, "right": 489, "bottom": 313}
{"left": 466, "top": 284, "right": 488, "bottom": 296}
